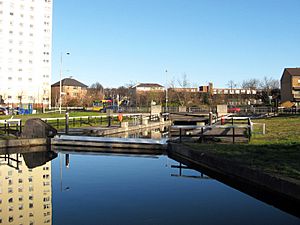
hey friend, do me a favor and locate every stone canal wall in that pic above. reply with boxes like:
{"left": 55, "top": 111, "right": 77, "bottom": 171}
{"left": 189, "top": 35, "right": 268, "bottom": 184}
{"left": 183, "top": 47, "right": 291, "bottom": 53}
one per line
{"left": 0, "top": 138, "right": 48, "bottom": 149}
{"left": 168, "top": 143, "right": 300, "bottom": 216}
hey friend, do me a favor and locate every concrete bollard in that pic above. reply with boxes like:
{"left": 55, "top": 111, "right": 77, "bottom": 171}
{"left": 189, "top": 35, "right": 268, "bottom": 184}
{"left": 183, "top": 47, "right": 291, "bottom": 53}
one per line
{"left": 142, "top": 118, "right": 149, "bottom": 125}
{"left": 121, "top": 121, "right": 129, "bottom": 129}
{"left": 160, "top": 117, "right": 165, "bottom": 123}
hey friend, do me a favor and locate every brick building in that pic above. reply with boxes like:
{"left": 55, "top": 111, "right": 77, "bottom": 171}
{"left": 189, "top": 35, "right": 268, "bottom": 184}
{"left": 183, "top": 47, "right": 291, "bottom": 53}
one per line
{"left": 280, "top": 68, "right": 300, "bottom": 106}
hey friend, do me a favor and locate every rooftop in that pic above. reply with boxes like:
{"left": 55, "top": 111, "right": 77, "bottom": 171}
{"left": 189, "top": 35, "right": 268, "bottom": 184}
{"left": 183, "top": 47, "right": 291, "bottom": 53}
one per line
{"left": 52, "top": 78, "right": 88, "bottom": 88}
{"left": 134, "top": 83, "right": 164, "bottom": 88}
{"left": 284, "top": 68, "right": 300, "bottom": 76}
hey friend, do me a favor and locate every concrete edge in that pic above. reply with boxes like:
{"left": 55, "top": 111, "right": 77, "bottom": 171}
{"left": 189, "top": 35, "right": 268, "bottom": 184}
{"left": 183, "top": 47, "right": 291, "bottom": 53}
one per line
{"left": 0, "top": 138, "right": 48, "bottom": 149}
{"left": 168, "top": 143, "right": 300, "bottom": 202}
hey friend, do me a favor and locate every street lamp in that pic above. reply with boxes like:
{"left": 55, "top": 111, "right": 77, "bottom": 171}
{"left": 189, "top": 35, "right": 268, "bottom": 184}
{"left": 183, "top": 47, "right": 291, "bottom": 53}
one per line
{"left": 59, "top": 52, "right": 70, "bottom": 114}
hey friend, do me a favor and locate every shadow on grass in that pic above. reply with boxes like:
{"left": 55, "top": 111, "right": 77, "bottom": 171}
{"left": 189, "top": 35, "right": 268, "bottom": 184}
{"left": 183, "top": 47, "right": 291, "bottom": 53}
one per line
{"left": 186, "top": 143, "right": 300, "bottom": 180}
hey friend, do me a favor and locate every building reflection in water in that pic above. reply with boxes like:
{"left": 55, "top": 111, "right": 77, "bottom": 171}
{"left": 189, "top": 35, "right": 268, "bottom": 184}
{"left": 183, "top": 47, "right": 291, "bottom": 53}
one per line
{"left": 0, "top": 150, "right": 57, "bottom": 225}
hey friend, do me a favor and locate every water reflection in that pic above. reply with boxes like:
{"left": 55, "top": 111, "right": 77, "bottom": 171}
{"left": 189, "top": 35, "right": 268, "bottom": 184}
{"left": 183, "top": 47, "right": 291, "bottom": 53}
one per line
{"left": 51, "top": 151, "right": 299, "bottom": 225}
{"left": 1, "top": 149, "right": 299, "bottom": 225}
{"left": 0, "top": 149, "right": 57, "bottom": 225}
{"left": 170, "top": 163, "right": 210, "bottom": 179}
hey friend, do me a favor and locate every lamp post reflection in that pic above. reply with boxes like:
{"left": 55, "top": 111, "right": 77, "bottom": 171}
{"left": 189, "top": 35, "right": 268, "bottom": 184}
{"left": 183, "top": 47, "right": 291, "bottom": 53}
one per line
{"left": 60, "top": 153, "right": 70, "bottom": 192}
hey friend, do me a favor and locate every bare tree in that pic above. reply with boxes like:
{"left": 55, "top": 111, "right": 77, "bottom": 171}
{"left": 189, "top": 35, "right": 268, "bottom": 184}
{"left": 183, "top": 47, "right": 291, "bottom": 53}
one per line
{"left": 259, "top": 76, "right": 280, "bottom": 105}
{"left": 259, "top": 76, "right": 279, "bottom": 90}
{"left": 88, "top": 82, "right": 104, "bottom": 99}
{"left": 242, "top": 78, "right": 260, "bottom": 89}
{"left": 227, "top": 80, "right": 238, "bottom": 89}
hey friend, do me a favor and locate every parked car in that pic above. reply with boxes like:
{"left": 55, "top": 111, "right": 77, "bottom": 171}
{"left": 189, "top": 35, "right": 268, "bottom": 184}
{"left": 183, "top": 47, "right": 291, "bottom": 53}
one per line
{"left": 228, "top": 107, "right": 241, "bottom": 113}
{"left": 0, "top": 107, "right": 8, "bottom": 115}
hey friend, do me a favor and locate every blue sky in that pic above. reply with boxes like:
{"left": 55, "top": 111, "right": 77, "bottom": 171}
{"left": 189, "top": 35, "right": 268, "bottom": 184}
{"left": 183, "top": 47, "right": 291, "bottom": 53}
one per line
{"left": 52, "top": 0, "right": 300, "bottom": 88}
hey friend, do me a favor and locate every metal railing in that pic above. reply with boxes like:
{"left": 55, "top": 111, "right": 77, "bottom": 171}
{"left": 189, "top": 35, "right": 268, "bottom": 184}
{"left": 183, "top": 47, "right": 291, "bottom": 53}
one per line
{"left": 171, "top": 116, "right": 253, "bottom": 144}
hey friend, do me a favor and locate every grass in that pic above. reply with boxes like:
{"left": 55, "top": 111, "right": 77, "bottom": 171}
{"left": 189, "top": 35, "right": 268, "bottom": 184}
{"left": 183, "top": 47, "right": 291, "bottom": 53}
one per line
{"left": 0, "top": 111, "right": 104, "bottom": 121}
{"left": 250, "top": 114, "right": 300, "bottom": 145}
{"left": 186, "top": 114, "right": 300, "bottom": 180}
{"left": 0, "top": 111, "right": 136, "bottom": 138}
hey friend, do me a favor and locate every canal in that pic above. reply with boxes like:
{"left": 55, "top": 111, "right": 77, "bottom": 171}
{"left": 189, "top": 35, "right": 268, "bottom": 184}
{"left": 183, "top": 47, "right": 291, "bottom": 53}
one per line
{"left": 1, "top": 149, "right": 298, "bottom": 225}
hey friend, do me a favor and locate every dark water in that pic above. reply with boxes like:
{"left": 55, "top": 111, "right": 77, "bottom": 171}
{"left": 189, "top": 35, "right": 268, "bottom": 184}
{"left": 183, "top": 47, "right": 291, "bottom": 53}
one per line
{"left": 0, "top": 151, "right": 299, "bottom": 225}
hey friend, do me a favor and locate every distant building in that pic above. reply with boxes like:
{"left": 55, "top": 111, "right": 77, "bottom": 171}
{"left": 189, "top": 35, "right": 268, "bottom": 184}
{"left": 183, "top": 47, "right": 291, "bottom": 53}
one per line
{"left": 133, "top": 83, "right": 165, "bottom": 92}
{"left": 169, "top": 87, "right": 198, "bottom": 92}
{"left": 280, "top": 68, "right": 300, "bottom": 106}
{"left": 129, "top": 83, "right": 165, "bottom": 106}
{"left": 51, "top": 78, "right": 88, "bottom": 106}
{"left": 199, "top": 82, "right": 261, "bottom": 105}
{"left": 199, "top": 83, "right": 257, "bottom": 95}
{"left": 0, "top": 0, "right": 53, "bottom": 108}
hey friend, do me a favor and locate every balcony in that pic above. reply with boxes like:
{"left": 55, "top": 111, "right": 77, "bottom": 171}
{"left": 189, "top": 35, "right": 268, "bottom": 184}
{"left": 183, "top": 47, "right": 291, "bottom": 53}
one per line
{"left": 293, "top": 94, "right": 300, "bottom": 100}
{"left": 292, "top": 86, "right": 300, "bottom": 90}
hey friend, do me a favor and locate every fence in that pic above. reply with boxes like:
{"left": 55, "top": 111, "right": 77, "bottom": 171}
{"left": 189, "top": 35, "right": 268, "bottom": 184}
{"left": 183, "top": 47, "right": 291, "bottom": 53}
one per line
{"left": 0, "top": 119, "right": 22, "bottom": 136}
{"left": 0, "top": 113, "right": 158, "bottom": 136}
{"left": 171, "top": 116, "right": 253, "bottom": 144}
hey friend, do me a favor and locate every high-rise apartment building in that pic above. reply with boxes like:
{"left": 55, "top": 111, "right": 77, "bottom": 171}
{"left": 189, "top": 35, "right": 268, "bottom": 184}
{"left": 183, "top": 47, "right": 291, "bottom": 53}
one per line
{"left": 0, "top": 0, "right": 52, "bottom": 108}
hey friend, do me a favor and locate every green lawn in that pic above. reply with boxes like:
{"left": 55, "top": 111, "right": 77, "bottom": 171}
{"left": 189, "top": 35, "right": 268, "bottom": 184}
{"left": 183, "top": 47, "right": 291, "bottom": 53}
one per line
{"left": 186, "top": 115, "right": 300, "bottom": 180}
{"left": 0, "top": 111, "right": 103, "bottom": 121}
{"left": 0, "top": 111, "right": 127, "bottom": 137}
{"left": 251, "top": 115, "right": 300, "bottom": 145}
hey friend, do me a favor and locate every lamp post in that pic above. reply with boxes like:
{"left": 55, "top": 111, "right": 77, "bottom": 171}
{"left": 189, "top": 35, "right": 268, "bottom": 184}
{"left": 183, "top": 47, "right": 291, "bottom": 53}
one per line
{"left": 165, "top": 69, "right": 168, "bottom": 112}
{"left": 59, "top": 52, "right": 70, "bottom": 114}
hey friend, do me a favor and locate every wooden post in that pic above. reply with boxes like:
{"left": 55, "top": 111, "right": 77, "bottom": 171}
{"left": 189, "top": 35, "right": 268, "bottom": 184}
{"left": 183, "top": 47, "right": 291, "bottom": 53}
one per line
{"left": 16, "top": 122, "right": 19, "bottom": 136}
{"left": 19, "top": 120, "right": 22, "bottom": 134}
{"left": 200, "top": 127, "right": 204, "bottom": 143}
{"left": 57, "top": 118, "right": 59, "bottom": 128}
{"left": 209, "top": 112, "right": 213, "bottom": 125}
{"left": 231, "top": 117, "right": 234, "bottom": 125}
{"left": 65, "top": 112, "right": 69, "bottom": 134}
{"left": 179, "top": 128, "right": 182, "bottom": 143}
{"left": 248, "top": 126, "right": 251, "bottom": 142}
{"left": 232, "top": 127, "right": 235, "bottom": 144}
